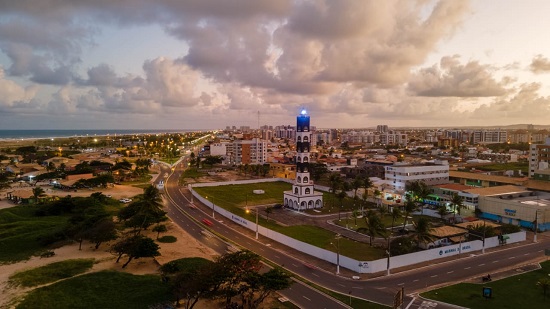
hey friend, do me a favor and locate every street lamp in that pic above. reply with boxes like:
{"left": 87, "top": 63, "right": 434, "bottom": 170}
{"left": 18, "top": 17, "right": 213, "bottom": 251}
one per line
{"left": 331, "top": 234, "right": 341, "bottom": 274}
{"left": 246, "top": 207, "right": 259, "bottom": 239}
{"left": 386, "top": 231, "right": 392, "bottom": 276}
{"left": 207, "top": 196, "right": 215, "bottom": 219}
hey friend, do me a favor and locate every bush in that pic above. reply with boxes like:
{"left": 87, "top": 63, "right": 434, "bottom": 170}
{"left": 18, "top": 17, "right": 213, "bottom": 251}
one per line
{"left": 157, "top": 235, "right": 177, "bottom": 243}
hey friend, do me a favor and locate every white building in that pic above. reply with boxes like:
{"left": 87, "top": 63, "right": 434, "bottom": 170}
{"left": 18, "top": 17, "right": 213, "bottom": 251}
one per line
{"left": 284, "top": 110, "right": 323, "bottom": 210}
{"left": 385, "top": 161, "right": 450, "bottom": 191}
{"left": 529, "top": 137, "right": 550, "bottom": 177}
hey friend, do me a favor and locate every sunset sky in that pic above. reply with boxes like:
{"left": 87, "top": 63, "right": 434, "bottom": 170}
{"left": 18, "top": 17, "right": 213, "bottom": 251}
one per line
{"left": 1, "top": 0, "right": 550, "bottom": 130}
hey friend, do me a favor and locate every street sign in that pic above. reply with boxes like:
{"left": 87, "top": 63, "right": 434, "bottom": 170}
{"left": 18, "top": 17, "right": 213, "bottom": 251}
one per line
{"left": 393, "top": 287, "right": 404, "bottom": 309}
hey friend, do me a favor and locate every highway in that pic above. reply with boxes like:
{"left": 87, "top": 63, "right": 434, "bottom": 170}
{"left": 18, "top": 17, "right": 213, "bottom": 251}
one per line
{"left": 156, "top": 161, "right": 550, "bottom": 308}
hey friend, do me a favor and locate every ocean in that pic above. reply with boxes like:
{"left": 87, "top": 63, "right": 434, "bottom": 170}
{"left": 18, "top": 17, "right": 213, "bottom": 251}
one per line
{"left": 0, "top": 130, "right": 194, "bottom": 141}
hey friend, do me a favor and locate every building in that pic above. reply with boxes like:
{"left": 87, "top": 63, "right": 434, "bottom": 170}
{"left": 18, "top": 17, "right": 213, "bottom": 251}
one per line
{"left": 470, "top": 129, "right": 507, "bottom": 144}
{"left": 529, "top": 137, "right": 550, "bottom": 177}
{"left": 477, "top": 188, "right": 550, "bottom": 231}
{"left": 376, "top": 125, "right": 389, "bottom": 133}
{"left": 385, "top": 161, "right": 450, "bottom": 192}
{"left": 283, "top": 110, "right": 323, "bottom": 210}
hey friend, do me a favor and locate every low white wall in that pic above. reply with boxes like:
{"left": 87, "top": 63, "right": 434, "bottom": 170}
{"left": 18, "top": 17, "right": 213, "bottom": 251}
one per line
{"left": 188, "top": 180, "right": 526, "bottom": 274}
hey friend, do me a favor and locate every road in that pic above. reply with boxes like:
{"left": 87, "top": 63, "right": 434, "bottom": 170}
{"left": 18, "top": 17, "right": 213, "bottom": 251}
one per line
{"left": 156, "top": 161, "right": 550, "bottom": 308}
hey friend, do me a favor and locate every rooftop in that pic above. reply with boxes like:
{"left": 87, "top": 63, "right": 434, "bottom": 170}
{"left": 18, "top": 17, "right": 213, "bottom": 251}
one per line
{"left": 463, "top": 185, "right": 530, "bottom": 196}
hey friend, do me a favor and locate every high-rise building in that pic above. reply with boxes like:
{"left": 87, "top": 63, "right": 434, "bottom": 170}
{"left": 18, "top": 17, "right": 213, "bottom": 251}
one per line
{"left": 283, "top": 110, "right": 323, "bottom": 210}
{"left": 529, "top": 137, "right": 550, "bottom": 177}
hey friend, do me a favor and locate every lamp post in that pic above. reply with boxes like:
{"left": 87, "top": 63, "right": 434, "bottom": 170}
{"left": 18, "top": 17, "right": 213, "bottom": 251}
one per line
{"left": 386, "top": 231, "right": 392, "bottom": 276}
{"left": 534, "top": 209, "right": 540, "bottom": 243}
{"left": 246, "top": 206, "right": 259, "bottom": 240}
{"left": 206, "top": 196, "right": 215, "bottom": 219}
{"left": 331, "top": 234, "right": 341, "bottom": 274}
{"left": 212, "top": 197, "right": 215, "bottom": 219}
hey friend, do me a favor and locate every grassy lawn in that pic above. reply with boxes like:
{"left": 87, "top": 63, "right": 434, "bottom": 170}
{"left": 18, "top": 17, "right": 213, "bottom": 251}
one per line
{"left": 15, "top": 271, "right": 171, "bottom": 309}
{"left": 181, "top": 167, "right": 207, "bottom": 179}
{"left": 472, "top": 162, "right": 528, "bottom": 174}
{"left": 194, "top": 182, "right": 386, "bottom": 260}
{"left": 420, "top": 261, "right": 550, "bottom": 309}
{"left": 9, "top": 259, "right": 95, "bottom": 287}
{"left": 193, "top": 181, "right": 292, "bottom": 212}
{"left": 0, "top": 206, "right": 69, "bottom": 263}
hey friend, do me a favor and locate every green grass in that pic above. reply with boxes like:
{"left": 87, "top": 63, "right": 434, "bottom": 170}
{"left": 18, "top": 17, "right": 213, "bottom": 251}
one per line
{"left": 420, "top": 261, "right": 550, "bottom": 309}
{"left": 157, "top": 235, "right": 177, "bottom": 243}
{"left": 0, "top": 206, "right": 69, "bottom": 263}
{"left": 9, "top": 259, "right": 95, "bottom": 287}
{"left": 472, "top": 162, "right": 529, "bottom": 174}
{"left": 194, "top": 181, "right": 292, "bottom": 213}
{"left": 15, "top": 271, "right": 171, "bottom": 309}
{"left": 195, "top": 182, "right": 386, "bottom": 260}
{"left": 182, "top": 167, "right": 207, "bottom": 179}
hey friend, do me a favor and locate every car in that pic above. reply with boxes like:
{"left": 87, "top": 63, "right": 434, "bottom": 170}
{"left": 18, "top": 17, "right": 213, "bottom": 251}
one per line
{"left": 119, "top": 198, "right": 132, "bottom": 203}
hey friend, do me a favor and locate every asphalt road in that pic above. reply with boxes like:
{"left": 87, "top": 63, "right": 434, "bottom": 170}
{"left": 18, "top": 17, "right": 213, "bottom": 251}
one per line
{"left": 157, "top": 161, "right": 550, "bottom": 308}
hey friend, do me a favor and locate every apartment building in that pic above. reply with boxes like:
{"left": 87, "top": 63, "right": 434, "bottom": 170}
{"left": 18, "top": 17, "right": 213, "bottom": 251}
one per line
{"left": 529, "top": 137, "right": 550, "bottom": 177}
{"left": 471, "top": 129, "right": 507, "bottom": 144}
{"left": 385, "top": 161, "right": 450, "bottom": 191}
{"left": 209, "top": 138, "right": 267, "bottom": 165}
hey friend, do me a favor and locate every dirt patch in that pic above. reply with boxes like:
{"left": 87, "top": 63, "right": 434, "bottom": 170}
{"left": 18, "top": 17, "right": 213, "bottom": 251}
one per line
{"left": 0, "top": 217, "right": 217, "bottom": 308}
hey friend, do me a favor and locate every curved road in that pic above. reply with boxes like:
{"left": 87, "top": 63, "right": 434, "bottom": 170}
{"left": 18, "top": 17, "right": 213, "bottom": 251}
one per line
{"left": 157, "top": 161, "right": 550, "bottom": 308}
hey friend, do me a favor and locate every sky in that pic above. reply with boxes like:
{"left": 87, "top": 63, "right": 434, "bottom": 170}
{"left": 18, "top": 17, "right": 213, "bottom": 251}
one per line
{"left": 1, "top": 0, "right": 550, "bottom": 130}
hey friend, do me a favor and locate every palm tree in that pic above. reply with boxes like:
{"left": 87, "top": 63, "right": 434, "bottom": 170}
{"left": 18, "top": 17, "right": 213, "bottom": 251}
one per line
{"left": 402, "top": 199, "right": 417, "bottom": 232}
{"left": 32, "top": 186, "right": 46, "bottom": 204}
{"left": 405, "top": 180, "right": 430, "bottom": 214}
{"left": 450, "top": 192, "right": 465, "bottom": 221}
{"left": 351, "top": 176, "right": 363, "bottom": 200}
{"left": 363, "top": 211, "right": 387, "bottom": 246}
{"left": 437, "top": 205, "right": 448, "bottom": 220}
{"left": 329, "top": 173, "right": 342, "bottom": 194}
{"left": 336, "top": 191, "right": 347, "bottom": 220}
{"left": 412, "top": 217, "right": 434, "bottom": 248}
{"left": 390, "top": 207, "right": 402, "bottom": 233}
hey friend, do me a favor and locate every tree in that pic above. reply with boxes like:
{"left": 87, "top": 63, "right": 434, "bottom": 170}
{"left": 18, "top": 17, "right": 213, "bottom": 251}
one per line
{"left": 412, "top": 217, "right": 435, "bottom": 248}
{"left": 153, "top": 224, "right": 168, "bottom": 239}
{"left": 310, "top": 163, "right": 328, "bottom": 181}
{"left": 32, "top": 186, "right": 46, "bottom": 203}
{"left": 405, "top": 180, "right": 430, "bottom": 214}
{"left": 402, "top": 199, "right": 417, "bottom": 232}
{"left": 351, "top": 176, "right": 363, "bottom": 201}
{"left": 437, "top": 205, "right": 448, "bottom": 219}
{"left": 390, "top": 207, "right": 402, "bottom": 233}
{"left": 336, "top": 191, "right": 347, "bottom": 220}
{"left": 537, "top": 278, "right": 550, "bottom": 298}
{"left": 450, "top": 192, "right": 465, "bottom": 219}
{"left": 118, "top": 185, "right": 166, "bottom": 234}
{"left": 328, "top": 173, "right": 342, "bottom": 194}
{"left": 85, "top": 217, "right": 117, "bottom": 249}
{"left": 239, "top": 267, "right": 291, "bottom": 309}
{"left": 360, "top": 210, "right": 387, "bottom": 246}
{"left": 112, "top": 235, "right": 160, "bottom": 268}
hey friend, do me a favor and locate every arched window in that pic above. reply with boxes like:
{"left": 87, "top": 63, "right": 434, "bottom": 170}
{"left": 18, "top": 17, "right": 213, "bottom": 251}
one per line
{"left": 294, "top": 188, "right": 298, "bottom": 194}
{"left": 297, "top": 136, "right": 301, "bottom": 142}
{"left": 305, "top": 126, "right": 309, "bottom": 131}
{"left": 297, "top": 176, "right": 301, "bottom": 183}
{"left": 304, "top": 176, "right": 309, "bottom": 183}
{"left": 305, "top": 188, "right": 311, "bottom": 194}
{"left": 304, "top": 157, "right": 309, "bottom": 162}
{"left": 304, "top": 136, "right": 309, "bottom": 142}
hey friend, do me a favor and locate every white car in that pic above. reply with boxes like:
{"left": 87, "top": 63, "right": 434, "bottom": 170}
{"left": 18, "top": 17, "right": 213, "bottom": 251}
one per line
{"left": 119, "top": 198, "right": 132, "bottom": 203}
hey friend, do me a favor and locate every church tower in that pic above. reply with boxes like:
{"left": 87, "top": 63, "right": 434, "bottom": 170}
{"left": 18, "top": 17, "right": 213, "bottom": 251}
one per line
{"left": 283, "top": 109, "right": 323, "bottom": 210}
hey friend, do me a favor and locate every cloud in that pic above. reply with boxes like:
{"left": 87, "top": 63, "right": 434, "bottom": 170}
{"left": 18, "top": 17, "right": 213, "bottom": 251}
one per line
{"left": 0, "top": 67, "right": 39, "bottom": 111}
{"left": 530, "top": 54, "right": 550, "bottom": 74}
{"left": 408, "top": 56, "right": 508, "bottom": 97}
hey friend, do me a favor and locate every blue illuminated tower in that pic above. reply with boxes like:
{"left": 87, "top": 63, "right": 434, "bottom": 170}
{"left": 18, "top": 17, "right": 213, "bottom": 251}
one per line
{"left": 284, "top": 109, "right": 323, "bottom": 210}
